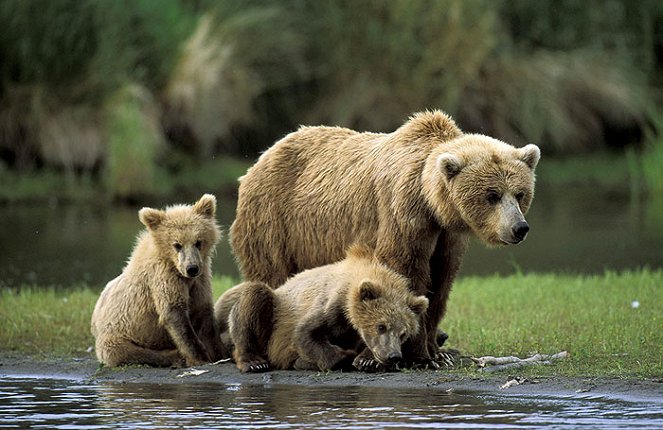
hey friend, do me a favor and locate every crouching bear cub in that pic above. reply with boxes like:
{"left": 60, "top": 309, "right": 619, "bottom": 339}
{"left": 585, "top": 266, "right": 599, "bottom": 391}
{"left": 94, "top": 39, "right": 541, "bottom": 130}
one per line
{"left": 91, "top": 194, "right": 225, "bottom": 368}
{"left": 214, "top": 246, "right": 429, "bottom": 373}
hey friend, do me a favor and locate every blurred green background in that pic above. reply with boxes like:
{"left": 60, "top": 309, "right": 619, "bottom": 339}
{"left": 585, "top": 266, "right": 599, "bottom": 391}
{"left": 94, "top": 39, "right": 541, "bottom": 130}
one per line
{"left": 0, "top": 0, "right": 662, "bottom": 288}
{"left": 0, "top": 0, "right": 661, "bottom": 200}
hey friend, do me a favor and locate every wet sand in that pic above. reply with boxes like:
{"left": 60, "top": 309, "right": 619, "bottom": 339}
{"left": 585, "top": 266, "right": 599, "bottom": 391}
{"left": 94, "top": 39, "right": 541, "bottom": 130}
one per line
{"left": 1, "top": 355, "right": 661, "bottom": 401}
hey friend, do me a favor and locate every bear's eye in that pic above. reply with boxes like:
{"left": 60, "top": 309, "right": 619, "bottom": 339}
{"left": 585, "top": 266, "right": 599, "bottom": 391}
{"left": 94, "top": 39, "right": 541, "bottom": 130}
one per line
{"left": 195, "top": 240, "right": 202, "bottom": 250}
{"left": 173, "top": 243, "right": 183, "bottom": 252}
{"left": 377, "top": 324, "right": 387, "bottom": 334}
{"left": 515, "top": 192, "right": 525, "bottom": 202}
{"left": 486, "top": 190, "right": 502, "bottom": 205}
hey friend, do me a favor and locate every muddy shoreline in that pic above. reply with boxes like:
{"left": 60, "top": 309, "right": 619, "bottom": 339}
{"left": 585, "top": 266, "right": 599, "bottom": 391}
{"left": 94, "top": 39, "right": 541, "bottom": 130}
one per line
{"left": 1, "top": 355, "right": 661, "bottom": 401}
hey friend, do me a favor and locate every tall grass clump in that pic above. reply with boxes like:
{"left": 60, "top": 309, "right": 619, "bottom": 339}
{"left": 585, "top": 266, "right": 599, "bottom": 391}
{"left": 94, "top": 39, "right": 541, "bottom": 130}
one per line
{"left": 104, "top": 85, "right": 165, "bottom": 199}
{"left": 458, "top": 52, "right": 649, "bottom": 152}
{"left": 641, "top": 111, "right": 663, "bottom": 195}
{"left": 164, "top": 2, "right": 307, "bottom": 156}
{"left": 0, "top": 0, "right": 197, "bottom": 177}
{"left": 299, "top": 0, "right": 497, "bottom": 132}
{"left": 297, "top": 0, "right": 653, "bottom": 153}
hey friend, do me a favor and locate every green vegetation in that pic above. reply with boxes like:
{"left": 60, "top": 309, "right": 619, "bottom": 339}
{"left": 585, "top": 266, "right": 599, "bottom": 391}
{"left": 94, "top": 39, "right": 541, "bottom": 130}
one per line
{"left": 444, "top": 270, "right": 663, "bottom": 378}
{"left": 0, "top": 0, "right": 661, "bottom": 200}
{"left": 2, "top": 272, "right": 661, "bottom": 378}
{"left": 0, "top": 156, "right": 251, "bottom": 204}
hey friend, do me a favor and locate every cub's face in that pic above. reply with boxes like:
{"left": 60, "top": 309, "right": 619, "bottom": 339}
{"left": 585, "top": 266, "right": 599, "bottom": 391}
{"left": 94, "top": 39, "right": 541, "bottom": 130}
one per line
{"left": 437, "top": 135, "right": 540, "bottom": 246}
{"left": 350, "top": 280, "right": 428, "bottom": 366}
{"left": 139, "top": 194, "right": 221, "bottom": 278}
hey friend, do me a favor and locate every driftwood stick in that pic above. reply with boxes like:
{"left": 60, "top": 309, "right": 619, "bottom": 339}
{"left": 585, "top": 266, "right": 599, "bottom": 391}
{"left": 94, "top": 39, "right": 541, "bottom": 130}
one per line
{"left": 473, "top": 351, "right": 569, "bottom": 372}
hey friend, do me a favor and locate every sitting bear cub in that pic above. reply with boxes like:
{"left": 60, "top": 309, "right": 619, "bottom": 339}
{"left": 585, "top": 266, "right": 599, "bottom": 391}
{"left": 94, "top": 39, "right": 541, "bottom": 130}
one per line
{"left": 91, "top": 194, "right": 225, "bottom": 367}
{"left": 214, "top": 245, "right": 429, "bottom": 373}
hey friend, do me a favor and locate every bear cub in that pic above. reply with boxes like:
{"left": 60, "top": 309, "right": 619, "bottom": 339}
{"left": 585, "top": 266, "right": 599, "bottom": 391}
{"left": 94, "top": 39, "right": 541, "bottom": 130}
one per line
{"left": 214, "top": 245, "right": 429, "bottom": 373}
{"left": 91, "top": 194, "right": 226, "bottom": 367}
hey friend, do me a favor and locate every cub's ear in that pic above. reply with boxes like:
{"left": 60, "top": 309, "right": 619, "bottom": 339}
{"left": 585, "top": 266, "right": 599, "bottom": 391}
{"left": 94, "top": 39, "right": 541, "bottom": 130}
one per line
{"left": 408, "top": 295, "right": 429, "bottom": 315}
{"left": 139, "top": 207, "right": 165, "bottom": 230}
{"left": 194, "top": 194, "right": 217, "bottom": 218}
{"left": 436, "top": 153, "right": 464, "bottom": 181}
{"left": 518, "top": 144, "right": 541, "bottom": 170}
{"left": 358, "top": 280, "right": 381, "bottom": 301}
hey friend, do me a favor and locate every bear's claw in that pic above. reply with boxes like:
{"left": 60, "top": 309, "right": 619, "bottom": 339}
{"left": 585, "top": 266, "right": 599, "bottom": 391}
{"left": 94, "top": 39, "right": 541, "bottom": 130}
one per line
{"left": 237, "top": 359, "right": 270, "bottom": 373}
{"left": 353, "top": 358, "right": 387, "bottom": 373}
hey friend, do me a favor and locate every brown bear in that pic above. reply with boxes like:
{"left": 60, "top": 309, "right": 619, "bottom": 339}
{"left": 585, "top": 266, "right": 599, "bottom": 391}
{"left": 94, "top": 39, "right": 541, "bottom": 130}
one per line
{"left": 229, "top": 110, "right": 540, "bottom": 366}
{"left": 214, "top": 245, "right": 429, "bottom": 373}
{"left": 91, "top": 194, "right": 226, "bottom": 367}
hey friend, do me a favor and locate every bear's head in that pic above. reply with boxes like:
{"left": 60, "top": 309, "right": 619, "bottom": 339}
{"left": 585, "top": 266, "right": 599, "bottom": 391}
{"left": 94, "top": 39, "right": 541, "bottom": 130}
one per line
{"left": 138, "top": 194, "right": 221, "bottom": 278}
{"left": 347, "top": 279, "right": 428, "bottom": 366}
{"left": 430, "top": 134, "right": 540, "bottom": 246}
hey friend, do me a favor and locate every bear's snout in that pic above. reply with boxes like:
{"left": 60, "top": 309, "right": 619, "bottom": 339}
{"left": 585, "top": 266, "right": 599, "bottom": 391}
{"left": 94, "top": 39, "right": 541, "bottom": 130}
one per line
{"left": 387, "top": 351, "right": 402, "bottom": 364}
{"left": 511, "top": 221, "right": 530, "bottom": 242}
{"left": 186, "top": 265, "right": 200, "bottom": 277}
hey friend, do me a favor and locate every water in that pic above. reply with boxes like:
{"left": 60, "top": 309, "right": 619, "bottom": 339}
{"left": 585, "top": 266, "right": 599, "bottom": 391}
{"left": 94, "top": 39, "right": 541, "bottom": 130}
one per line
{"left": 1, "top": 183, "right": 662, "bottom": 288}
{"left": 1, "top": 377, "right": 662, "bottom": 429}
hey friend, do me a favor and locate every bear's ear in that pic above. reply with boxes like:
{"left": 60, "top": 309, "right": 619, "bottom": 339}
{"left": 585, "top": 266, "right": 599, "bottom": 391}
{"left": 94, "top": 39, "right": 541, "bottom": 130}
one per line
{"left": 518, "top": 144, "right": 541, "bottom": 170}
{"left": 436, "top": 153, "right": 464, "bottom": 181}
{"left": 358, "top": 280, "right": 381, "bottom": 301}
{"left": 194, "top": 194, "right": 217, "bottom": 219}
{"left": 139, "top": 207, "right": 165, "bottom": 230}
{"left": 408, "top": 295, "right": 429, "bottom": 315}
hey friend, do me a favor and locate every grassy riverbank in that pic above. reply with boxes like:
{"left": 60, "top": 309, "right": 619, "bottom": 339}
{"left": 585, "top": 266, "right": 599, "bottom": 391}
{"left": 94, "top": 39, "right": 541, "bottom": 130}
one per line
{"left": 1, "top": 270, "right": 661, "bottom": 379}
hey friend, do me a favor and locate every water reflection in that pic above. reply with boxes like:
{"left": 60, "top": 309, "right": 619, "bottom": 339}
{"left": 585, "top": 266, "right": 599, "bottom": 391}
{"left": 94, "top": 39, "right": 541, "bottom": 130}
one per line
{"left": 1, "top": 377, "right": 663, "bottom": 429}
{"left": 1, "top": 182, "right": 662, "bottom": 288}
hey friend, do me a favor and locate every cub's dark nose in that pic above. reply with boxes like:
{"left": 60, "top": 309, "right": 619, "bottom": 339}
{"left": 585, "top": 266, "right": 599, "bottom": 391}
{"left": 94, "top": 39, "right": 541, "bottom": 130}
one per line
{"left": 512, "top": 221, "right": 530, "bottom": 242}
{"left": 186, "top": 265, "right": 200, "bottom": 277}
{"left": 387, "top": 352, "right": 402, "bottom": 364}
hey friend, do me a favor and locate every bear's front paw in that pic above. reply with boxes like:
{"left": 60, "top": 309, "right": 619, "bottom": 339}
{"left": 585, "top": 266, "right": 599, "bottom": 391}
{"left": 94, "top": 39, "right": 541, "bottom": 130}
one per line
{"left": 406, "top": 356, "right": 441, "bottom": 370}
{"left": 353, "top": 356, "right": 387, "bottom": 373}
{"left": 236, "top": 355, "right": 270, "bottom": 373}
{"left": 433, "top": 348, "right": 460, "bottom": 368}
{"left": 293, "top": 357, "right": 318, "bottom": 371}
{"left": 185, "top": 357, "right": 208, "bottom": 367}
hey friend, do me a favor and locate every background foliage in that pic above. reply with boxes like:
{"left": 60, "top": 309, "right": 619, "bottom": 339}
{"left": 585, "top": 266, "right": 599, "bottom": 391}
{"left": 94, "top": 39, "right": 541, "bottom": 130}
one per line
{"left": 0, "top": 0, "right": 661, "bottom": 197}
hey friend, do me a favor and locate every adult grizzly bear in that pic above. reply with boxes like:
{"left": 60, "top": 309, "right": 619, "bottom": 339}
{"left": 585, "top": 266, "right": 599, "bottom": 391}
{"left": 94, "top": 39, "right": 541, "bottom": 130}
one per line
{"left": 230, "top": 110, "right": 540, "bottom": 366}
{"left": 215, "top": 245, "right": 429, "bottom": 373}
{"left": 91, "top": 194, "right": 226, "bottom": 367}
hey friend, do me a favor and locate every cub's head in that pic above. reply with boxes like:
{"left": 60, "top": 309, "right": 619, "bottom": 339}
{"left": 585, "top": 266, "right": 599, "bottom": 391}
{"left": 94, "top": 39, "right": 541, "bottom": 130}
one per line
{"left": 139, "top": 194, "right": 221, "bottom": 278}
{"left": 433, "top": 134, "right": 540, "bottom": 246}
{"left": 347, "top": 278, "right": 428, "bottom": 366}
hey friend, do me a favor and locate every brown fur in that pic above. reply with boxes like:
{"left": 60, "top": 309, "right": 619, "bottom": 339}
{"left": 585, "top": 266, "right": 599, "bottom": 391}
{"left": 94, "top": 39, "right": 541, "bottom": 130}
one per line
{"left": 214, "top": 246, "right": 429, "bottom": 372}
{"left": 91, "top": 194, "right": 227, "bottom": 367}
{"left": 230, "top": 110, "right": 540, "bottom": 364}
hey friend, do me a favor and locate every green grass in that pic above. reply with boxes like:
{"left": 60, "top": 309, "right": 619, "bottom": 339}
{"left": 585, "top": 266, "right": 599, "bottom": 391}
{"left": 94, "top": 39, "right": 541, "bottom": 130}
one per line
{"left": 444, "top": 270, "right": 663, "bottom": 378}
{"left": 1, "top": 272, "right": 661, "bottom": 379}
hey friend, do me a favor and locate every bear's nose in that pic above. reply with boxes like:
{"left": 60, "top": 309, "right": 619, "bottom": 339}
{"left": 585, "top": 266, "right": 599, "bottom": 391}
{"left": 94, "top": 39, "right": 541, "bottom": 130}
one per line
{"left": 186, "top": 265, "right": 200, "bottom": 277}
{"left": 387, "top": 352, "right": 402, "bottom": 364}
{"left": 512, "top": 221, "right": 530, "bottom": 242}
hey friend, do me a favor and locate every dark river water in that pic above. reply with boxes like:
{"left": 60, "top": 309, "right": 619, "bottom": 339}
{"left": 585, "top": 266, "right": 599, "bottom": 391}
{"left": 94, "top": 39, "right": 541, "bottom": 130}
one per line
{"left": 1, "top": 376, "right": 662, "bottom": 429}
{"left": 1, "top": 182, "right": 661, "bottom": 288}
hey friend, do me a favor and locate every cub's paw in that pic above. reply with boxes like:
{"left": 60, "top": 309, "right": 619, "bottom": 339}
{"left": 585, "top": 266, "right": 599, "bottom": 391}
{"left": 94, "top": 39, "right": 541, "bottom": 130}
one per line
{"left": 353, "top": 356, "right": 387, "bottom": 373}
{"left": 185, "top": 357, "right": 208, "bottom": 368}
{"left": 406, "top": 356, "right": 440, "bottom": 370}
{"left": 236, "top": 355, "right": 270, "bottom": 373}
{"left": 293, "top": 357, "right": 318, "bottom": 371}
{"left": 433, "top": 348, "right": 460, "bottom": 368}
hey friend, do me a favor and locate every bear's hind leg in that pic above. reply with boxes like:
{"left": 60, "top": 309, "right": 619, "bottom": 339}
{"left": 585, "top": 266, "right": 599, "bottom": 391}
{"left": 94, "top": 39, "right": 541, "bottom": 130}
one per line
{"left": 228, "top": 282, "right": 275, "bottom": 373}
{"left": 96, "top": 337, "right": 183, "bottom": 368}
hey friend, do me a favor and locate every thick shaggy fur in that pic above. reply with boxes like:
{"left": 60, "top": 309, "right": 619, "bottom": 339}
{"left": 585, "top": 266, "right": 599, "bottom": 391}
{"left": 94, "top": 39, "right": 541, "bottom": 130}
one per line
{"left": 230, "top": 110, "right": 540, "bottom": 364}
{"left": 91, "top": 194, "right": 226, "bottom": 367}
{"left": 214, "top": 246, "right": 429, "bottom": 373}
